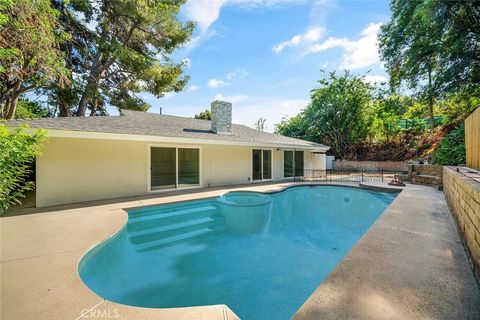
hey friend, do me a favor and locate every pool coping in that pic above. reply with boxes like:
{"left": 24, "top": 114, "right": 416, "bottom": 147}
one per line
{"left": 1, "top": 181, "right": 479, "bottom": 319}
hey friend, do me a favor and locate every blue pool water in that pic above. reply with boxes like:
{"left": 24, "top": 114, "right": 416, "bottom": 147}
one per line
{"left": 79, "top": 186, "right": 397, "bottom": 319}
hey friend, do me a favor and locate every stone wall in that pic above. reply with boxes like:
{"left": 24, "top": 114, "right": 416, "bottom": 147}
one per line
{"left": 409, "top": 164, "right": 443, "bottom": 188}
{"left": 210, "top": 100, "right": 232, "bottom": 134}
{"left": 443, "top": 166, "right": 480, "bottom": 279}
{"left": 332, "top": 160, "right": 405, "bottom": 171}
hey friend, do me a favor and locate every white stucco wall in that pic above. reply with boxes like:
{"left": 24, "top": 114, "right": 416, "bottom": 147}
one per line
{"left": 305, "top": 151, "right": 327, "bottom": 171}
{"left": 36, "top": 138, "right": 316, "bottom": 207}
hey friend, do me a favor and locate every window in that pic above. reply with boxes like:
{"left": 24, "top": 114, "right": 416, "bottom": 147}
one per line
{"left": 178, "top": 148, "right": 200, "bottom": 188}
{"left": 150, "top": 147, "right": 200, "bottom": 191}
{"left": 284, "top": 150, "right": 304, "bottom": 178}
{"left": 252, "top": 149, "right": 272, "bottom": 181}
{"left": 151, "top": 147, "right": 176, "bottom": 190}
{"left": 252, "top": 149, "right": 262, "bottom": 181}
{"left": 284, "top": 150, "right": 294, "bottom": 178}
{"left": 295, "top": 151, "right": 304, "bottom": 177}
{"left": 263, "top": 150, "right": 272, "bottom": 179}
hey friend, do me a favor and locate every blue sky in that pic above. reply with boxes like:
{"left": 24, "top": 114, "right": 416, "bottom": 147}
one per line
{"left": 137, "top": 0, "right": 390, "bottom": 131}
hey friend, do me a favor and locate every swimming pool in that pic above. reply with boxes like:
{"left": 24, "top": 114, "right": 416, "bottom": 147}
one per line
{"left": 79, "top": 186, "right": 397, "bottom": 319}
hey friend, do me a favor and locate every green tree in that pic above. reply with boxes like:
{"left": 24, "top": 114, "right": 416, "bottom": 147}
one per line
{"left": 194, "top": 109, "right": 211, "bottom": 120}
{"left": 0, "top": 124, "right": 47, "bottom": 211}
{"left": 379, "top": 0, "right": 443, "bottom": 131}
{"left": 428, "top": 1, "right": 480, "bottom": 96}
{"left": 371, "top": 94, "right": 410, "bottom": 142}
{"left": 379, "top": 0, "right": 480, "bottom": 130}
{"left": 14, "top": 98, "right": 52, "bottom": 119}
{"left": 0, "top": 0, "right": 68, "bottom": 119}
{"left": 276, "top": 71, "right": 373, "bottom": 159}
{"left": 275, "top": 114, "right": 309, "bottom": 140}
{"left": 71, "top": 0, "right": 194, "bottom": 116}
{"left": 431, "top": 124, "right": 466, "bottom": 166}
{"left": 49, "top": 0, "right": 96, "bottom": 117}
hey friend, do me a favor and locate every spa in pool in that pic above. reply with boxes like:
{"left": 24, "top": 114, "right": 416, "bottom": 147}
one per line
{"left": 79, "top": 185, "right": 397, "bottom": 320}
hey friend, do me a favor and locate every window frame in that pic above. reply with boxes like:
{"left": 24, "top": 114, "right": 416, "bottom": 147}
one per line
{"left": 147, "top": 144, "right": 202, "bottom": 193}
{"left": 251, "top": 148, "right": 274, "bottom": 182}
{"left": 283, "top": 149, "right": 304, "bottom": 180}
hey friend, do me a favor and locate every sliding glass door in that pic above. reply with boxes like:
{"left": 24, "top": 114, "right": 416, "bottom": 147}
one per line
{"left": 283, "top": 150, "right": 304, "bottom": 178}
{"left": 178, "top": 148, "right": 200, "bottom": 188}
{"left": 284, "top": 150, "right": 294, "bottom": 178}
{"left": 252, "top": 149, "right": 262, "bottom": 181}
{"left": 263, "top": 150, "right": 272, "bottom": 179}
{"left": 150, "top": 147, "right": 200, "bottom": 190}
{"left": 295, "top": 151, "right": 304, "bottom": 177}
{"left": 151, "top": 147, "right": 176, "bottom": 190}
{"left": 252, "top": 149, "right": 272, "bottom": 181}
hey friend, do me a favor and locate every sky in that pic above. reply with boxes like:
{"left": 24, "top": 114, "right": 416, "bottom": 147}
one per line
{"left": 130, "top": 0, "right": 391, "bottom": 131}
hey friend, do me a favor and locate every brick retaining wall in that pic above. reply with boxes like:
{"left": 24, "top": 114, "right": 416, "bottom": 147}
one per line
{"left": 333, "top": 160, "right": 405, "bottom": 171}
{"left": 443, "top": 166, "right": 480, "bottom": 280}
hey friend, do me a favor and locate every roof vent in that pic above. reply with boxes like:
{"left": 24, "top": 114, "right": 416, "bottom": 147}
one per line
{"left": 210, "top": 100, "right": 232, "bottom": 134}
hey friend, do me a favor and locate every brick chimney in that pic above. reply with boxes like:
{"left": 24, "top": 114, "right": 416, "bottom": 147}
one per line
{"left": 210, "top": 100, "right": 232, "bottom": 134}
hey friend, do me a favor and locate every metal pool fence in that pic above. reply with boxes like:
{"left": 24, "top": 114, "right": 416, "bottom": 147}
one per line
{"left": 295, "top": 169, "right": 404, "bottom": 183}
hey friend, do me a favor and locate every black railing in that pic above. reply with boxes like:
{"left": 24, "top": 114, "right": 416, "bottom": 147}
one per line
{"left": 294, "top": 169, "right": 405, "bottom": 183}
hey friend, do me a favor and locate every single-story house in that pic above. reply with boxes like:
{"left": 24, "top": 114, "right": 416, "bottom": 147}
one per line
{"left": 9, "top": 101, "right": 329, "bottom": 207}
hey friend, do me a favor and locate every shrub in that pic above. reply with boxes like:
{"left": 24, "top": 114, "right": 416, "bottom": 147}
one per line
{"left": 0, "top": 124, "right": 47, "bottom": 211}
{"left": 431, "top": 124, "right": 465, "bottom": 165}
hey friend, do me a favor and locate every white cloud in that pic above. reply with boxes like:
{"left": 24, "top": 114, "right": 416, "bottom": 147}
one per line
{"left": 307, "top": 22, "right": 383, "bottom": 70}
{"left": 340, "top": 23, "right": 382, "bottom": 70}
{"left": 364, "top": 75, "right": 387, "bottom": 84}
{"left": 208, "top": 78, "right": 230, "bottom": 88}
{"left": 273, "top": 27, "right": 326, "bottom": 53}
{"left": 214, "top": 93, "right": 249, "bottom": 104}
{"left": 184, "top": 0, "right": 313, "bottom": 48}
{"left": 188, "top": 85, "right": 200, "bottom": 91}
{"left": 279, "top": 99, "right": 309, "bottom": 109}
{"left": 233, "top": 97, "right": 309, "bottom": 132}
{"left": 184, "top": 0, "right": 227, "bottom": 33}
{"left": 226, "top": 68, "right": 249, "bottom": 80}
{"left": 163, "top": 92, "right": 177, "bottom": 99}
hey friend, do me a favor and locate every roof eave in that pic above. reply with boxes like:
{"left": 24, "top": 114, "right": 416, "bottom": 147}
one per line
{"left": 42, "top": 129, "right": 330, "bottom": 151}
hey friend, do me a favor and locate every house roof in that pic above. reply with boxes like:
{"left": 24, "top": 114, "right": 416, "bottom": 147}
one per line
{"left": 7, "top": 110, "right": 328, "bottom": 150}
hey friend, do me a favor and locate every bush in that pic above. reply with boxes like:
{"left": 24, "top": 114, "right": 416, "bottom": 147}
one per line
{"left": 0, "top": 124, "right": 47, "bottom": 211}
{"left": 431, "top": 124, "right": 465, "bottom": 165}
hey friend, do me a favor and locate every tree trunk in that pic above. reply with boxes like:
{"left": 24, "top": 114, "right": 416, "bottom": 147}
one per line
{"left": 427, "top": 66, "right": 435, "bottom": 132}
{"left": 76, "top": 50, "right": 107, "bottom": 117}
{"left": 58, "top": 101, "right": 71, "bottom": 117}
{"left": 5, "top": 93, "right": 20, "bottom": 120}
{"left": 76, "top": 78, "right": 96, "bottom": 117}
{"left": 2, "top": 81, "right": 22, "bottom": 119}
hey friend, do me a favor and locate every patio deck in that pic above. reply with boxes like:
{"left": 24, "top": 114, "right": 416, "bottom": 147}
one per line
{"left": 1, "top": 182, "right": 479, "bottom": 319}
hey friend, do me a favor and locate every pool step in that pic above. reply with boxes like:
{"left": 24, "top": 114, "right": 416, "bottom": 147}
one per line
{"left": 128, "top": 216, "right": 224, "bottom": 244}
{"left": 128, "top": 200, "right": 213, "bottom": 219}
{"left": 135, "top": 226, "right": 227, "bottom": 252}
{"left": 127, "top": 205, "right": 218, "bottom": 232}
{"left": 126, "top": 204, "right": 227, "bottom": 251}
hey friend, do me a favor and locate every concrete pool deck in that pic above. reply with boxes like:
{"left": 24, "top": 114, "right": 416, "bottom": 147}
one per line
{"left": 1, "top": 182, "right": 479, "bottom": 319}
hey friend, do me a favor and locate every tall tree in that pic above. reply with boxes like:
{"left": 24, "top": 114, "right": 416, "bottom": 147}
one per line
{"left": 276, "top": 71, "right": 373, "bottom": 159}
{"left": 194, "top": 109, "right": 211, "bottom": 120}
{"left": 71, "top": 0, "right": 194, "bottom": 117}
{"left": 379, "top": 0, "right": 443, "bottom": 131}
{"left": 49, "top": 0, "right": 96, "bottom": 117}
{"left": 0, "top": 0, "right": 68, "bottom": 119}
{"left": 430, "top": 1, "right": 480, "bottom": 95}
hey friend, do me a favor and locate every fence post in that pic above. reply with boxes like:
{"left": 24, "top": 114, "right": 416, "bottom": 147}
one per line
{"left": 361, "top": 169, "right": 364, "bottom": 182}
{"left": 381, "top": 170, "right": 384, "bottom": 182}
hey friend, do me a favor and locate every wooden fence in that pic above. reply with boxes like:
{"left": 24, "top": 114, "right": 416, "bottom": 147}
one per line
{"left": 465, "top": 107, "right": 480, "bottom": 170}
